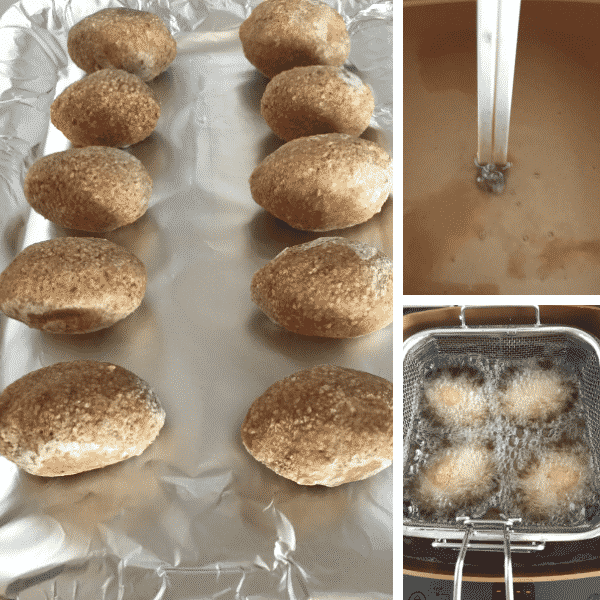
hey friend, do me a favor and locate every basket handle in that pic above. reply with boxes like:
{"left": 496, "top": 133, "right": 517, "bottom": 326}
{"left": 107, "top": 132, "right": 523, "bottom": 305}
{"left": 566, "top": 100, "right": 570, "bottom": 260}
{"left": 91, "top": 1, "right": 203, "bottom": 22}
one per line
{"left": 460, "top": 305, "right": 541, "bottom": 328}
{"left": 451, "top": 518, "right": 524, "bottom": 600}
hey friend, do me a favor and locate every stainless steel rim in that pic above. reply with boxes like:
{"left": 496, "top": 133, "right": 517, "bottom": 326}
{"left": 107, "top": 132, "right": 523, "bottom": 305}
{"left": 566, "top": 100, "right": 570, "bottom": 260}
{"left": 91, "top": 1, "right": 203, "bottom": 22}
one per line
{"left": 403, "top": 307, "right": 600, "bottom": 544}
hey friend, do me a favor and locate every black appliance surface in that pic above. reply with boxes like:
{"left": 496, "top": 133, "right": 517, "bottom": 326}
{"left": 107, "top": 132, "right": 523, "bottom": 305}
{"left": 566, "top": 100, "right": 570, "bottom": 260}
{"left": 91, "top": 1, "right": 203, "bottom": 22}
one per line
{"left": 404, "top": 574, "right": 600, "bottom": 599}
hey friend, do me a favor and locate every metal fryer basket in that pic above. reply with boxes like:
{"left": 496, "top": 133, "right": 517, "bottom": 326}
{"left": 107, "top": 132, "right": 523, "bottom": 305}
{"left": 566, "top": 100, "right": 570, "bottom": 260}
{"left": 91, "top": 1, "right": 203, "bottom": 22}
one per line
{"left": 403, "top": 306, "right": 600, "bottom": 600}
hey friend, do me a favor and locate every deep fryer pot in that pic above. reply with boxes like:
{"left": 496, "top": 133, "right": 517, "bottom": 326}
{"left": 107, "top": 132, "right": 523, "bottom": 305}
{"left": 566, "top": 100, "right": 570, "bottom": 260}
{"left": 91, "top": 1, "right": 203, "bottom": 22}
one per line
{"left": 403, "top": 306, "right": 600, "bottom": 600}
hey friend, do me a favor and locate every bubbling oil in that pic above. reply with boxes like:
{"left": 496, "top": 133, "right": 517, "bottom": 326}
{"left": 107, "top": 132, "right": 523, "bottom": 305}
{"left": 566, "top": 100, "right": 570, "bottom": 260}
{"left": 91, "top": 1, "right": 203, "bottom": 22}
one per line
{"left": 404, "top": 355, "right": 598, "bottom": 529}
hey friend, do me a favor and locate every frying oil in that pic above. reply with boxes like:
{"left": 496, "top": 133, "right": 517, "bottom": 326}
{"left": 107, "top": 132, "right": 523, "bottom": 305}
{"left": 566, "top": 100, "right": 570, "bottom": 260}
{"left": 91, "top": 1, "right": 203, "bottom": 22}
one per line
{"left": 404, "top": 356, "right": 598, "bottom": 529}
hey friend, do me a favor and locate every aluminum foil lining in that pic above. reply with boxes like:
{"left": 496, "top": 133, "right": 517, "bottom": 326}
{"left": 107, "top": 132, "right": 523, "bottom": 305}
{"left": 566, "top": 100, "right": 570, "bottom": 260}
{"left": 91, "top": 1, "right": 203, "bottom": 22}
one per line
{"left": 0, "top": 0, "right": 393, "bottom": 598}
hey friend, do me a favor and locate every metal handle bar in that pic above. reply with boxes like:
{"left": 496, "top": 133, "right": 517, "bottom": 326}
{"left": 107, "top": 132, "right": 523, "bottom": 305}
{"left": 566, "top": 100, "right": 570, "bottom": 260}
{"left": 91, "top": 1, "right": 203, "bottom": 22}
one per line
{"left": 456, "top": 517, "right": 519, "bottom": 526}
{"left": 442, "top": 517, "right": 540, "bottom": 600}
{"left": 432, "top": 541, "right": 545, "bottom": 552}
{"left": 460, "top": 305, "right": 541, "bottom": 328}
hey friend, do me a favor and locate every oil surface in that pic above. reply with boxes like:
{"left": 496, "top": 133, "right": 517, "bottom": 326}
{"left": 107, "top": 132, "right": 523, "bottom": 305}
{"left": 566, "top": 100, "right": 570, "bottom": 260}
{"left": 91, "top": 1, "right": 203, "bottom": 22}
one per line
{"left": 404, "top": 2, "right": 600, "bottom": 293}
{"left": 404, "top": 356, "right": 599, "bottom": 529}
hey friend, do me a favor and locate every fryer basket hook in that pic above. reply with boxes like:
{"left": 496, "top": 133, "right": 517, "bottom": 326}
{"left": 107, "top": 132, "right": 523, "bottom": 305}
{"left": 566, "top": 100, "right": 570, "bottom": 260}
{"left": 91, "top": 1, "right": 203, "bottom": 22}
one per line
{"left": 460, "top": 305, "right": 541, "bottom": 328}
{"left": 451, "top": 517, "right": 522, "bottom": 600}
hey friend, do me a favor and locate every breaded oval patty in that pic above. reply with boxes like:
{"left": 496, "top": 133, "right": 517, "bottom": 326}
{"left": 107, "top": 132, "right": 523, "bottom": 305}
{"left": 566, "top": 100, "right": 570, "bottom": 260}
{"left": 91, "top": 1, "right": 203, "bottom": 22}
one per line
{"left": 0, "top": 361, "right": 165, "bottom": 476}
{"left": 239, "top": 0, "right": 350, "bottom": 79}
{"left": 24, "top": 147, "right": 152, "bottom": 232}
{"left": 498, "top": 364, "right": 577, "bottom": 426}
{"left": 517, "top": 448, "right": 591, "bottom": 519}
{"left": 241, "top": 365, "right": 392, "bottom": 486}
{"left": 68, "top": 8, "right": 177, "bottom": 81}
{"left": 250, "top": 134, "right": 392, "bottom": 231}
{"left": 423, "top": 367, "right": 489, "bottom": 429}
{"left": 50, "top": 69, "right": 160, "bottom": 148}
{"left": 0, "top": 237, "right": 146, "bottom": 334}
{"left": 251, "top": 237, "right": 392, "bottom": 338}
{"left": 415, "top": 443, "right": 497, "bottom": 511}
{"left": 261, "top": 65, "right": 374, "bottom": 141}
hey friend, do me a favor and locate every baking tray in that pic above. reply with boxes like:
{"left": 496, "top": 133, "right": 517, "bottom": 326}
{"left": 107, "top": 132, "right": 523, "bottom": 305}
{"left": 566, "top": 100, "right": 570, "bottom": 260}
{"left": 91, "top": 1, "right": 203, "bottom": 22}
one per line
{"left": 0, "top": 1, "right": 393, "bottom": 598}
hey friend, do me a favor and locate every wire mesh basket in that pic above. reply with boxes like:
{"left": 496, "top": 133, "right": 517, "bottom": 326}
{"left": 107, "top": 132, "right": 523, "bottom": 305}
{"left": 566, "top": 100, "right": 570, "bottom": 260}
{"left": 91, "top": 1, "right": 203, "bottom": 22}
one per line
{"left": 403, "top": 306, "right": 600, "bottom": 599}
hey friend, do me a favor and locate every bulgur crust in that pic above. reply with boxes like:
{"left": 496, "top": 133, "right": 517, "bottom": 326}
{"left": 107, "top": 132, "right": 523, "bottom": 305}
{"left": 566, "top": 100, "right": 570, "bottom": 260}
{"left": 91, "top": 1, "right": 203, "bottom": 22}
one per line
{"left": 24, "top": 147, "right": 152, "bottom": 232}
{"left": 250, "top": 133, "right": 392, "bottom": 231}
{"left": 250, "top": 237, "right": 392, "bottom": 338}
{"left": 50, "top": 69, "right": 160, "bottom": 148}
{"left": 0, "top": 237, "right": 146, "bottom": 333}
{"left": 68, "top": 8, "right": 177, "bottom": 81}
{"left": 260, "top": 66, "right": 374, "bottom": 141}
{"left": 241, "top": 365, "right": 392, "bottom": 486}
{"left": 0, "top": 361, "right": 165, "bottom": 476}
{"left": 239, "top": 0, "right": 350, "bottom": 79}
